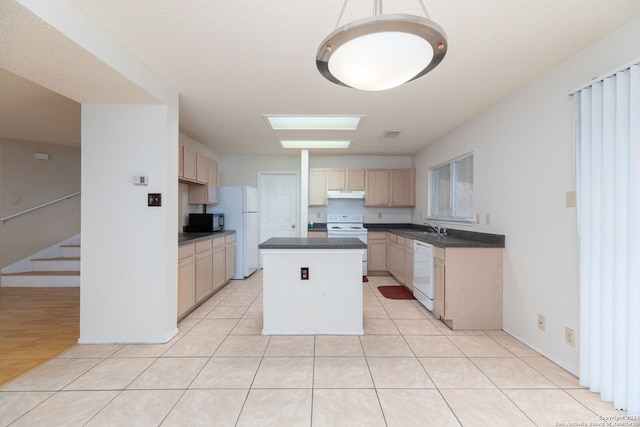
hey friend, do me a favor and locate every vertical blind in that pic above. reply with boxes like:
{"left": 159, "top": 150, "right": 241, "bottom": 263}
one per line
{"left": 571, "top": 60, "right": 640, "bottom": 415}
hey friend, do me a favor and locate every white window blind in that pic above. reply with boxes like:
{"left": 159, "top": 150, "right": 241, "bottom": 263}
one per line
{"left": 429, "top": 152, "right": 473, "bottom": 221}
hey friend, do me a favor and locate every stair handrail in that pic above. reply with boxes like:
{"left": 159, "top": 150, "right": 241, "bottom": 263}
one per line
{"left": 1, "top": 191, "right": 81, "bottom": 224}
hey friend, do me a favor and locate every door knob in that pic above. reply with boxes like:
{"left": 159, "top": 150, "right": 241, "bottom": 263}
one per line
{"left": 291, "top": 224, "right": 296, "bottom": 229}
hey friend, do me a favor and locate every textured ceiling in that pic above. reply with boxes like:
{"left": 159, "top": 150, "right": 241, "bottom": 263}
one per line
{"left": 2, "top": 0, "right": 640, "bottom": 154}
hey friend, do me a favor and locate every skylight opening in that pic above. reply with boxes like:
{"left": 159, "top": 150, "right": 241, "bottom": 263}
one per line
{"left": 265, "top": 115, "right": 362, "bottom": 130}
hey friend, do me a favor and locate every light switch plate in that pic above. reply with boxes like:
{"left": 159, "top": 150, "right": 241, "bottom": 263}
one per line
{"left": 566, "top": 190, "right": 577, "bottom": 207}
{"left": 148, "top": 193, "right": 161, "bottom": 207}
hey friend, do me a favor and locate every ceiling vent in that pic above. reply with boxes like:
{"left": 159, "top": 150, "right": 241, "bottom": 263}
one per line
{"left": 381, "top": 130, "right": 401, "bottom": 139}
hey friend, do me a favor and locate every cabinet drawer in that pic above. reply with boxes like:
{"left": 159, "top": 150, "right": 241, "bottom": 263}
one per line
{"left": 434, "top": 246, "right": 445, "bottom": 261}
{"left": 225, "top": 233, "right": 236, "bottom": 244}
{"left": 397, "top": 236, "right": 406, "bottom": 246}
{"left": 212, "top": 236, "right": 225, "bottom": 248}
{"left": 387, "top": 232, "right": 397, "bottom": 243}
{"left": 179, "top": 243, "right": 195, "bottom": 260}
{"left": 195, "top": 238, "right": 212, "bottom": 253}
{"left": 405, "top": 238, "right": 414, "bottom": 251}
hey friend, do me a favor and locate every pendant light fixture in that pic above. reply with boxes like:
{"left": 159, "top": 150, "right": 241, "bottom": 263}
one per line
{"left": 316, "top": 0, "right": 447, "bottom": 91}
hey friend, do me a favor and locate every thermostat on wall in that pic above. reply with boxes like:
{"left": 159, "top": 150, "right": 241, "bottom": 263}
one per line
{"left": 133, "top": 176, "right": 148, "bottom": 185}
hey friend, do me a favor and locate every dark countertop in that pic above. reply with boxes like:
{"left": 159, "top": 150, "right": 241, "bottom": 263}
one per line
{"left": 372, "top": 224, "right": 505, "bottom": 248}
{"left": 307, "top": 222, "right": 327, "bottom": 230}
{"left": 307, "top": 222, "right": 505, "bottom": 248}
{"left": 179, "top": 230, "right": 235, "bottom": 245}
{"left": 259, "top": 237, "right": 367, "bottom": 250}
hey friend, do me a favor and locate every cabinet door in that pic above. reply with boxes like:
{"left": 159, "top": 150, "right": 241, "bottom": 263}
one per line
{"left": 395, "top": 242, "right": 406, "bottom": 284}
{"left": 178, "top": 258, "right": 195, "bottom": 318}
{"left": 328, "top": 168, "right": 346, "bottom": 190}
{"left": 365, "top": 169, "right": 390, "bottom": 206}
{"left": 390, "top": 169, "right": 415, "bottom": 206}
{"left": 309, "top": 169, "right": 328, "bottom": 206}
{"left": 196, "top": 153, "right": 208, "bottom": 184}
{"left": 346, "top": 169, "right": 365, "bottom": 190}
{"left": 434, "top": 258, "right": 445, "bottom": 317}
{"left": 387, "top": 241, "right": 397, "bottom": 277}
{"left": 195, "top": 250, "right": 213, "bottom": 303}
{"left": 212, "top": 244, "right": 226, "bottom": 292}
{"left": 188, "top": 158, "right": 219, "bottom": 204}
{"left": 404, "top": 240, "right": 414, "bottom": 292}
{"left": 226, "top": 243, "right": 236, "bottom": 281}
{"left": 368, "top": 239, "right": 387, "bottom": 271}
{"left": 181, "top": 146, "right": 197, "bottom": 182}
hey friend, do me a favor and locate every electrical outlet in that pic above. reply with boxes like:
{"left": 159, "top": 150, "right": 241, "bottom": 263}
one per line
{"left": 538, "top": 314, "right": 545, "bottom": 331}
{"left": 475, "top": 213, "right": 480, "bottom": 224}
{"left": 565, "top": 327, "right": 575, "bottom": 347}
{"left": 566, "top": 190, "right": 577, "bottom": 208}
{"left": 378, "top": 212, "right": 382, "bottom": 219}
{"left": 300, "top": 267, "right": 309, "bottom": 280}
{"left": 485, "top": 213, "right": 491, "bottom": 225}
{"left": 316, "top": 212, "right": 321, "bottom": 219}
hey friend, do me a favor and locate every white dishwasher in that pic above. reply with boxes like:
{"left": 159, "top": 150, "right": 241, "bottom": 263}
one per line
{"left": 413, "top": 241, "right": 435, "bottom": 311}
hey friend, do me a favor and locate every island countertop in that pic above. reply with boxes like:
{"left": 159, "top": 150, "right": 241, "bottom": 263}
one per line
{"left": 259, "top": 237, "right": 367, "bottom": 250}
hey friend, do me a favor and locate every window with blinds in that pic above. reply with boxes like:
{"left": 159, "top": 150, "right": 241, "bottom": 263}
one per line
{"left": 429, "top": 152, "right": 474, "bottom": 221}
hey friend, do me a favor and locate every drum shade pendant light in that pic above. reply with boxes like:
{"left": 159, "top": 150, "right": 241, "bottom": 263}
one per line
{"left": 316, "top": 0, "right": 447, "bottom": 91}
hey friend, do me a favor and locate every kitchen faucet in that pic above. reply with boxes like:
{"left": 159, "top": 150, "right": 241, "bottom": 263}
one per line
{"left": 427, "top": 223, "right": 441, "bottom": 235}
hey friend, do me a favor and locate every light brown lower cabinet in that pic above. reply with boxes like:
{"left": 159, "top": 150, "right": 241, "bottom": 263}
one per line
{"left": 225, "top": 234, "right": 236, "bottom": 281}
{"left": 212, "top": 236, "right": 226, "bottom": 291}
{"left": 195, "top": 239, "right": 213, "bottom": 304}
{"left": 367, "top": 231, "right": 387, "bottom": 272}
{"left": 178, "top": 244, "right": 196, "bottom": 319}
{"left": 308, "top": 230, "right": 328, "bottom": 238}
{"left": 178, "top": 232, "right": 235, "bottom": 320}
{"left": 404, "top": 238, "right": 414, "bottom": 292}
{"left": 367, "top": 231, "right": 503, "bottom": 330}
{"left": 434, "top": 246, "right": 503, "bottom": 330}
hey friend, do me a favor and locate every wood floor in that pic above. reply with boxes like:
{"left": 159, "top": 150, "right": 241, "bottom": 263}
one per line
{"left": 0, "top": 287, "right": 79, "bottom": 386}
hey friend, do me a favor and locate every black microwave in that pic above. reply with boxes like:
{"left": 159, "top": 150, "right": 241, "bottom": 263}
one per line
{"left": 188, "top": 213, "right": 224, "bottom": 232}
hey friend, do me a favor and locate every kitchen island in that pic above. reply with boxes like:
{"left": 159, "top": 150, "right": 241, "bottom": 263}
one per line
{"left": 259, "top": 237, "right": 367, "bottom": 335}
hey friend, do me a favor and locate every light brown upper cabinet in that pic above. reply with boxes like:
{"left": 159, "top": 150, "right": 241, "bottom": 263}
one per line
{"left": 390, "top": 169, "right": 416, "bottom": 206}
{"left": 365, "top": 169, "right": 390, "bottom": 206}
{"left": 195, "top": 153, "right": 208, "bottom": 184}
{"left": 179, "top": 145, "right": 209, "bottom": 186}
{"left": 180, "top": 145, "right": 197, "bottom": 182}
{"left": 365, "top": 169, "right": 415, "bottom": 207}
{"left": 309, "top": 168, "right": 328, "bottom": 206}
{"left": 188, "top": 158, "right": 219, "bottom": 204}
{"left": 328, "top": 168, "right": 365, "bottom": 191}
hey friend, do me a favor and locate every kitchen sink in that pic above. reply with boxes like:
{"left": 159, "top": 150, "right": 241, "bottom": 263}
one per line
{"left": 406, "top": 231, "right": 439, "bottom": 236}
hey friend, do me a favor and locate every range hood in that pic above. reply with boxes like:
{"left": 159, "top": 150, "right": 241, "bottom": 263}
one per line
{"left": 327, "top": 190, "right": 365, "bottom": 199}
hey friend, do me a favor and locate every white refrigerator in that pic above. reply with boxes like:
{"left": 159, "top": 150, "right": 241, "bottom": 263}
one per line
{"left": 208, "top": 186, "right": 259, "bottom": 279}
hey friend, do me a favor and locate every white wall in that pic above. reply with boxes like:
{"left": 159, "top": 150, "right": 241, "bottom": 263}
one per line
{"left": 0, "top": 138, "right": 81, "bottom": 270}
{"left": 12, "top": 1, "right": 182, "bottom": 343}
{"left": 413, "top": 16, "right": 640, "bottom": 373}
{"left": 81, "top": 105, "right": 177, "bottom": 343}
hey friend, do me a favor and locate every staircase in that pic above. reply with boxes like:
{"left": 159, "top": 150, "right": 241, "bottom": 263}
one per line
{"left": 0, "top": 244, "right": 80, "bottom": 287}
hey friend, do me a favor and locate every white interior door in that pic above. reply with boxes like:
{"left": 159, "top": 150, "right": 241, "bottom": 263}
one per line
{"left": 258, "top": 172, "right": 299, "bottom": 244}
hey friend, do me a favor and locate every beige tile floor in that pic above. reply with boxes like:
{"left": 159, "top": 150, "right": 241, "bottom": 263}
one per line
{"left": 0, "top": 272, "right": 634, "bottom": 427}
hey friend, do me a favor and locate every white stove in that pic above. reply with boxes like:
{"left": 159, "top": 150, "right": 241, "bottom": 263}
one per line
{"left": 326, "top": 214, "right": 367, "bottom": 275}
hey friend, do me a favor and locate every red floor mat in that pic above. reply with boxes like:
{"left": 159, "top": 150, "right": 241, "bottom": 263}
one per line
{"left": 377, "top": 285, "right": 415, "bottom": 300}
